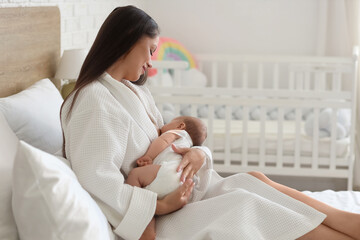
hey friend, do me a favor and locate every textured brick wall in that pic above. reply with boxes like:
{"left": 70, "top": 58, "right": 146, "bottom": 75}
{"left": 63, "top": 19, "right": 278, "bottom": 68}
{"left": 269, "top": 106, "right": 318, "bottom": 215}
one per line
{"left": 0, "top": 0, "right": 131, "bottom": 52}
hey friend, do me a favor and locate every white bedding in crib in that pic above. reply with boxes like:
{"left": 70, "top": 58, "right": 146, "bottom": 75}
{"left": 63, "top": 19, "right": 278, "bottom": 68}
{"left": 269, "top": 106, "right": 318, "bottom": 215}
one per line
{"left": 203, "top": 119, "right": 349, "bottom": 158}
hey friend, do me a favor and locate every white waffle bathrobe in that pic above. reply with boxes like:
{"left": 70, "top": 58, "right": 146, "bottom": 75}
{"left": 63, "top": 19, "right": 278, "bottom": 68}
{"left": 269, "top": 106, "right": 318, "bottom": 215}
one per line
{"left": 61, "top": 73, "right": 326, "bottom": 240}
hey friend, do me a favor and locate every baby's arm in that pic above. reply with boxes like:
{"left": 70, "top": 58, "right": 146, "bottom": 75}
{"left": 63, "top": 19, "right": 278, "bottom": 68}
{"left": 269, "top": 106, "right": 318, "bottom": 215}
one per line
{"left": 137, "top": 132, "right": 180, "bottom": 167}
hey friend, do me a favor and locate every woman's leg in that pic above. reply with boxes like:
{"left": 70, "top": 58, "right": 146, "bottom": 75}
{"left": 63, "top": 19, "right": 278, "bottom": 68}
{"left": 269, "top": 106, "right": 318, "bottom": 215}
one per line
{"left": 248, "top": 171, "right": 360, "bottom": 240}
{"left": 297, "top": 223, "right": 353, "bottom": 240}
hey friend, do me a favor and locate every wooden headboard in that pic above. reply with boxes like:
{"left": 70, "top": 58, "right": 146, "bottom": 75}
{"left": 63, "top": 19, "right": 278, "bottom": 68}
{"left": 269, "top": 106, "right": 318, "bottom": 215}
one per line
{"left": 0, "top": 7, "right": 60, "bottom": 97}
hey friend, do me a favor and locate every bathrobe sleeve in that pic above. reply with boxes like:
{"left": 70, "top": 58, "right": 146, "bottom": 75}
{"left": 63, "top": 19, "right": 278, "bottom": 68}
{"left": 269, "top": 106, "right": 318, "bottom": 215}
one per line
{"left": 62, "top": 87, "right": 157, "bottom": 240}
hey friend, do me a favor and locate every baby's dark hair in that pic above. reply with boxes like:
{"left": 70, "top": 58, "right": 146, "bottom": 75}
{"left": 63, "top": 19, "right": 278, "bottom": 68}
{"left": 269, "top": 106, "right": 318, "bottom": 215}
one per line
{"left": 181, "top": 116, "right": 207, "bottom": 146}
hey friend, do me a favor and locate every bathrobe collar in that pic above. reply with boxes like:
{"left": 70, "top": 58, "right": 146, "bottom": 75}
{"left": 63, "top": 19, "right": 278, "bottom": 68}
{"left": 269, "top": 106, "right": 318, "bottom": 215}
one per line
{"left": 100, "top": 73, "right": 159, "bottom": 141}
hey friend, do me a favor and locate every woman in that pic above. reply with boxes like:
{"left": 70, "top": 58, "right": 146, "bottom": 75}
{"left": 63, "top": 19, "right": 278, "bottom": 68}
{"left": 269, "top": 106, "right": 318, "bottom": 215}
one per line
{"left": 61, "top": 5, "right": 360, "bottom": 240}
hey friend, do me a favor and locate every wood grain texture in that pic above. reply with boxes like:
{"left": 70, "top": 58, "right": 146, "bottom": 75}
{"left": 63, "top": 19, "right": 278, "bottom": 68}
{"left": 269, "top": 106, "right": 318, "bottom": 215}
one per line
{"left": 0, "top": 7, "right": 60, "bottom": 97}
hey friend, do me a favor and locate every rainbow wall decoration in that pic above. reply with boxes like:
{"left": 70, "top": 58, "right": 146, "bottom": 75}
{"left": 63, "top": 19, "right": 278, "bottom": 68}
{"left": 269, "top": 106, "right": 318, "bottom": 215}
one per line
{"left": 149, "top": 37, "right": 198, "bottom": 77}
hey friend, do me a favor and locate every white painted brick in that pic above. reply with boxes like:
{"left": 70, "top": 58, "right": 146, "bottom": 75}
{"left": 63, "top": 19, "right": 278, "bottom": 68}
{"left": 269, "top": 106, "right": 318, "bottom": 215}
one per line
{"left": 74, "top": 2, "right": 87, "bottom": 16}
{"left": 72, "top": 31, "right": 87, "bottom": 47}
{"left": 60, "top": 18, "right": 66, "bottom": 33}
{"left": 87, "top": 30, "right": 98, "bottom": 45}
{"left": 61, "top": 32, "right": 72, "bottom": 51}
{"left": 58, "top": 3, "right": 74, "bottom": 18}
{"left": 80, "top": 16, "right": 94, "bottom": 30}
{"left": 88, "top": 3, "right": 102, "bottom": 15}
{"left": 65, "top": 17, "right": 80, "bottom": 32}
{"left": 94, "top": 15, "right": 106, "bottom": 28}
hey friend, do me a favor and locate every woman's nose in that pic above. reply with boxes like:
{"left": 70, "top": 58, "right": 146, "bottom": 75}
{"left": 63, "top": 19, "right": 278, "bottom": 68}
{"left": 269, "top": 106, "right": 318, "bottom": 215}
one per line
{"left": 147, "top": 59, "right": 152, "bottom": 68}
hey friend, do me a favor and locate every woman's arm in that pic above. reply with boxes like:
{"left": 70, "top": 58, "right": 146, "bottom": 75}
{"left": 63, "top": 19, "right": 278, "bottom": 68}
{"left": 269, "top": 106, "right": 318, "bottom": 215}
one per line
{"left": 155, "top": 178, "right": 194, "bottom": 215}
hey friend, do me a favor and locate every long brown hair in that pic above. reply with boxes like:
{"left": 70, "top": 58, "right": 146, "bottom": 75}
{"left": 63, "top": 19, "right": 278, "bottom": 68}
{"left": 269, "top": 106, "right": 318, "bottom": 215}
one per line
{"left": 61, "top": 6, "right": 159, "bottom": 156}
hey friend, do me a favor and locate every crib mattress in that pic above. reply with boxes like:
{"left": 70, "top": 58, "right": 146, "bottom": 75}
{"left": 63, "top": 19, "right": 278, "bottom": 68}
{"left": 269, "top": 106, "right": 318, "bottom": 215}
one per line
{"left": 202, "top": 119, "right": 350, "bottom": 158}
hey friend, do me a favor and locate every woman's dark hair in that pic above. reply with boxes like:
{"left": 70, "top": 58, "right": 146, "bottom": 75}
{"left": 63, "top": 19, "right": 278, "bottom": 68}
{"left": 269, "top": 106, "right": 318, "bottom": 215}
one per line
{"left": 63, "top": 5, "right": 159, "bottom": 115}
{"left": 61, "top": 5, "right": 159, "bottom": 156}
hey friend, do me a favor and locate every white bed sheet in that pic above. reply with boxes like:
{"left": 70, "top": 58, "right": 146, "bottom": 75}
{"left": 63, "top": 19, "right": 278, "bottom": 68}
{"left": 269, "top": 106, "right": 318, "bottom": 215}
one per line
{"left": 203, "top": 119, "right": 349, "bottom": 159}
{"left": 303, "top": 190, "right": 360, "bottom": 213}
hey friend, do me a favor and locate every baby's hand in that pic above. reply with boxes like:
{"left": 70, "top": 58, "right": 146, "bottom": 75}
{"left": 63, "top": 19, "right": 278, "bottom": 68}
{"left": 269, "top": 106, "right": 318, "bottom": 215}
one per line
{"left": 136, "top": 155, "right": 153, "bottom": 167}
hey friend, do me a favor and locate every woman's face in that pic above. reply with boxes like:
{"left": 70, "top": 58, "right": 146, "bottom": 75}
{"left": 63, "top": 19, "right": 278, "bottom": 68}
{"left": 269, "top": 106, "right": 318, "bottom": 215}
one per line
{"left": 109, "top": 35, "right": 159, "bottom": 82}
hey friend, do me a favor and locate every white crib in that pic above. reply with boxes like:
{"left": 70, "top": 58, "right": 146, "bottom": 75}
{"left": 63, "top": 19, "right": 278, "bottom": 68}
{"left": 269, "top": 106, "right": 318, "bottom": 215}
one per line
{"left": 149, "top": 47, "right": 358, "bottom": 190}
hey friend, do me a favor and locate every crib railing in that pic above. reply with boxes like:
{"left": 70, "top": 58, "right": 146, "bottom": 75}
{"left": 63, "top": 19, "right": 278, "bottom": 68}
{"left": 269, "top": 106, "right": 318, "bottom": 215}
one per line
{"left": 150, "top": 49, "right": 358, "bottom": 190}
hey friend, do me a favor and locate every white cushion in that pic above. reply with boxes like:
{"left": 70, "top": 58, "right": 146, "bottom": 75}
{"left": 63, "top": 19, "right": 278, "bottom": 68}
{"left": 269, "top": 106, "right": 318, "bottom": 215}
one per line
{"left": 0, "top": 112, "right": 19, "bottom": 240}
{"left": 0, "top": 79, "right": 63, "bottom": 154}
{"left": 12, "top": 141, "right": 116, "bottom": 240}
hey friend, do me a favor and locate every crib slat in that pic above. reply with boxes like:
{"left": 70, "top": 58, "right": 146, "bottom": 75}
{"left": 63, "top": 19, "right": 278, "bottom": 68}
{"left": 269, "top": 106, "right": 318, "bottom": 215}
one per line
{"left": 294, "top": 108, "right": 302, "bottom": 169}
{"left": 289, "top": 71, "right": 295, "bottom": 89}
{"left": 206, "top": 105, "right": 215, "bottom": 153}
{"left": 225, "top": 105, "right": 232, "bottom": 166}
{"left": 211, "top": 62, "right": 218, "bottom": 88}
{"left": 174, "top": 104, "right": 180, "bottom": 117}
{"left": 276, "top": 108, "right": 284, "bottom": 168}
{"left": 242, "top": 107, "right": 249, "bottom": 167}
{"left": 315, "top": 72, "right": 326, "bottom": 90}
{"left": 227, "top": 62, "right": 233, "bottom": 88}
{"left": 191, "top": 104, "right": 197, "bottom": 117}
{"left": 296, "top": 72, "right": 303, "bottom": 90}
{"left": 332, "top": 71, "right": 341, "bottom": 91}
{"left": 259, "top": 106, "right": 266, "bottom": 167}
{"left": 273, "top": 63, "right": 279, "bottom": 89}
{"left": 330, "top": 108, "right": 337, "bottom": 170}
{"left": 242, "top": 63, "right": 248, "bottom": 88}
{"left": 158, "top": 69, "right": 164, "bottom": 86}
{"left": 257, "top": 63, "right": 264, "bottom": 89}
{"left": 304, "top": 72, "right": 310, "bottom": 90}
{"left": 312, "top": 109, "right": 320, "bottom": 170}
{"left": 173, "top": 69, "right": 182, "bottom": 87}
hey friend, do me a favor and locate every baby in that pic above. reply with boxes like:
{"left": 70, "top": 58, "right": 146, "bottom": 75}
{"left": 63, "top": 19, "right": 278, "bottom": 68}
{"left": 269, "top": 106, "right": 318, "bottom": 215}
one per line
{"left": 126, "top": 115, "right": 207, "bottom": 199}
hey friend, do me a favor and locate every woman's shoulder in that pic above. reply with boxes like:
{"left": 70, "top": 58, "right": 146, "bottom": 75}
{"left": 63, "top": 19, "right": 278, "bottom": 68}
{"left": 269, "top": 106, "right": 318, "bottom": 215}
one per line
{"left": 63, "top": 80, "right": 121, "bottom": 116}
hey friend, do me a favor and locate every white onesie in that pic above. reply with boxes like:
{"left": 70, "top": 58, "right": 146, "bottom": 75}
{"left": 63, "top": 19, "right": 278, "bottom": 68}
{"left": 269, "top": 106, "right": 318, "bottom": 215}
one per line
{"left": 144, "top": 129, "right": 195, "bottom": 199}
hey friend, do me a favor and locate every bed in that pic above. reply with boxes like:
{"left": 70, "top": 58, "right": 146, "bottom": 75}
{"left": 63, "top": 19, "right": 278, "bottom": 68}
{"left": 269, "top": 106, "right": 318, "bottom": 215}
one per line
{"left": 1, "top": 6, "right": 360, "bottom": 240}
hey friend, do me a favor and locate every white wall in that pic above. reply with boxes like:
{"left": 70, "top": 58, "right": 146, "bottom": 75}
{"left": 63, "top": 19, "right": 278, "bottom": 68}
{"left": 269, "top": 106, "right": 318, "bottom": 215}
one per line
{"left": 142, "top": 0, "right": 321, "bottom": 56}
{"left": 0, "top": 0, "right": 145, "bottom": 52}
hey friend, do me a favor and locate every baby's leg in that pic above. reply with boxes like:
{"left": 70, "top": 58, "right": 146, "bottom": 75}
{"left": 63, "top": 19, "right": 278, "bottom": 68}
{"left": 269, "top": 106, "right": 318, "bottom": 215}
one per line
{"left": 126, "top": 165, "right": 161, "bottom": 188}
{"left": 127, "top": 166, "right": 160, "bottom": 240}
{"left": 140, "top": 218, "right": 156, "bottom": 240}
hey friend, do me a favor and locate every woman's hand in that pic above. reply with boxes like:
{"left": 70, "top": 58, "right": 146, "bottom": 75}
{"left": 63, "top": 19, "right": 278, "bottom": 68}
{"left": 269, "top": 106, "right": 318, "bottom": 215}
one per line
{"left": 155, "top": 179, "right": 194, "bottom": 215}
{"left": 172, "top": 145, "right": 206, "bottom": 183}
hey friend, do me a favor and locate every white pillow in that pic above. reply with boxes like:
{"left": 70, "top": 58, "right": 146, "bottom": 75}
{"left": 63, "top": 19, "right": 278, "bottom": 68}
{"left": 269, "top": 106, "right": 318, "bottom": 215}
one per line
{"left": 12, "top": 141, "right": 116, "bottom": 240}
{"left": 0, "top": 79, "right": 63, "bottom": 154}
{"left": 0, "top": 112, "right": 19, "bottom": 240}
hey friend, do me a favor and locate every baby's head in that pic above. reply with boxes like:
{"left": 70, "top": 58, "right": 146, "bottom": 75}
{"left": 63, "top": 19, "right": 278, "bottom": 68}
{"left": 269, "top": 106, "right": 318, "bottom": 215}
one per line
{"left": 161, "top": 116, "right": 207, "bottom": 146}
